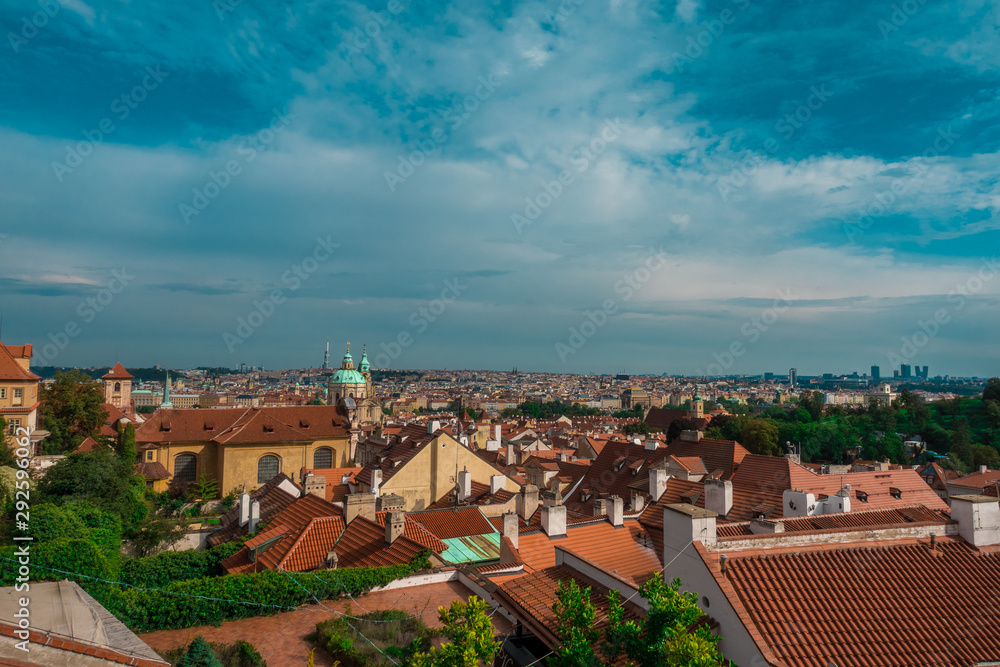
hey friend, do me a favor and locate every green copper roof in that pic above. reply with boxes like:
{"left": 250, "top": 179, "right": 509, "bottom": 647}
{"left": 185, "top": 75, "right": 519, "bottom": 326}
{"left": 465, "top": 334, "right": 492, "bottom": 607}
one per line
{"left": 342, "top": 350, "right": 353, "bottom": 364}
{"left": 332, "top": 368, "right": 366, "bottom": 384}
{"left": 439, "top": 532, "right": 501, "bottom": 564}
{"left": 359, "top": 348, "right": 370, "bottom": 372}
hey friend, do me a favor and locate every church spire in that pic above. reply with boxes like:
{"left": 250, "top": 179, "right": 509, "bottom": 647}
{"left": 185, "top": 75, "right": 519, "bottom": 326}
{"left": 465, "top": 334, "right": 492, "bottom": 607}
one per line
{"left": 161, "top": 370, "right": 173, "bottom": 408}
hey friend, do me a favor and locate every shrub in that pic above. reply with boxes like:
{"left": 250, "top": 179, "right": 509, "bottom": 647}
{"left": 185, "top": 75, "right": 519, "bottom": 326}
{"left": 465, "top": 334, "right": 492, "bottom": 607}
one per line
{"left": 160, "top": 638, "right": 266, "bottom": 667}
{"left": 121, "top": 542, "right": 242, "bottom": 588}
{"left": 177, "top": 636, "right": 224, "bottom": 667}
{"left": 315, "top": 608, "right": 432, "bottom": 667}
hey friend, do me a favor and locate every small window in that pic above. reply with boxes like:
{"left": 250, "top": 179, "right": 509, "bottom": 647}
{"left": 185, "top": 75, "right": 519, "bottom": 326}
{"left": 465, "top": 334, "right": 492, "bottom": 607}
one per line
{"left": 114, "top": 382, "right": 121, "bottom": 392}
{"left": 13, "top": 389, "right": 21, "bottom": 398}
{"left": 258, "top": 455, "right": 280, "bottom": 483}
{"left": 8, "top": 419, "right": 20, "bottom": 434}
{"left": 174, "top": 454, "right": 197, "bottom": 483}
{"left": 0, "top": 388, "right": 6, "bottom": 399}
{"left": 146, "top": 451, "right": 154, "bottom": 462}
{"left": 313, "top": 447, "right": 333, "bottom": 469}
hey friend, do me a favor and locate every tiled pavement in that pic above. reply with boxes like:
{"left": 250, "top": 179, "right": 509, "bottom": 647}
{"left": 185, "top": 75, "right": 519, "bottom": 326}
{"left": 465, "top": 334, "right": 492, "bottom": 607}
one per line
{"left": 140, "top": 582, "right": 514, "bottom": 667}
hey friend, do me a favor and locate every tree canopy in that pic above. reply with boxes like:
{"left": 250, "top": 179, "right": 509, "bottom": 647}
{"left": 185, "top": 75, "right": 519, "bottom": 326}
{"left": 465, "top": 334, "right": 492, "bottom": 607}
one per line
{"left": 40, "top": 370, "right": 108, "bottom": 454}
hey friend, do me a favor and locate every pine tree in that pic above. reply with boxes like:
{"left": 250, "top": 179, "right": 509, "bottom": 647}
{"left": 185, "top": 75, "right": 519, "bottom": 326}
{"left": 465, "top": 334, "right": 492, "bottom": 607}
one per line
{"left": 177, "top": 636, "right": 224, "bottom": 667}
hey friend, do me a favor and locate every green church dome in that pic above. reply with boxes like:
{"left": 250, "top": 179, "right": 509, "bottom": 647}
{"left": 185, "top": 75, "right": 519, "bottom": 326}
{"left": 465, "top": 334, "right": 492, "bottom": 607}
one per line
{"left": 332, "top": 368, "right": 366, "bottom": 384}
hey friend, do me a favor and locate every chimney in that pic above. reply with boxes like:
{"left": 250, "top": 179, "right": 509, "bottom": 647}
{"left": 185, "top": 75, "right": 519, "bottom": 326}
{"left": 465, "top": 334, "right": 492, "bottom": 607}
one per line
{"left": 749, "top": 518, "right": 784, "bottom": 534}
{"left": 542, "top": 487, "right": 562, "bottom": 507}
{"left": 827, "top": 486, "right": 852, "bottom": 513}
{"left": 490, "top": 474, "right": 505, "bottom": 495}
{"left": 593, "top": 498, "right": 608, "bottom": 517}
{"left": 494, "top": 425, "right": 502, "bottom": 440}
{"left": 501, "top": 511, "right": 519, "bottom": 549}
{"left": 324, "top": 549, "right": 338, "bottom": 570}
{"left": 644, "top": 439, "right": 658, "bottom": 451}
{"left": 486, "top": 439, "right": 500, "bottom": 452}
{"left": 981, "top": 465, "right": 989, "bottom": 475}
{"left": 238, "top": 491, "right": 251, "bottom": 527}
{"left": 385, "top": 510, "right": 406, "bottom": 545}
{"left": 663, "top": 503, "right": 717, "bottom": 564}
{"left": 378, "top": 493, "right": 405, "bottom": 512}
{"left": 630, "top": 491, "right": 645, "bottom": 513}
{"left": 607, "top": 496, "right": 624, "bottom": 527}
{"left": 680, "top": 430, "right": 702, "bottom": 442}
{"left": 704, "top": 479, "right": 733, "bottom": 517}
{"left": 371, "top": 469, "right": 382, "bottom": 496}
{"left": 951, "top": 495, "right": 1000, "bottom": 547}
{"left": 649, "top": 465, "right": 669, "bottom": 502}
{"left": 505, "top": 443, "right": 517, "bottom": 466}
{"left": 782, "top": 489, "right": 816, "bottom": 518}
{"left": 248, "top": 500, "right": 260, "bottom": 533}
{"left": 458, "top": 469, "right": 472, "bottom": 500}
{"left": 540, "top": 504, "right": 567, "bottom": 538}
{"left": 345, "top": 492, "right": 377, "bottom": 524}
{"left": 304, "top": 474, "right": 327, "bottom": 499}
{"left": 517, "top": 484, "right": 539, "bottom": 521}
{"left": 428, "top": 420, "right": 441, "bottom": 434}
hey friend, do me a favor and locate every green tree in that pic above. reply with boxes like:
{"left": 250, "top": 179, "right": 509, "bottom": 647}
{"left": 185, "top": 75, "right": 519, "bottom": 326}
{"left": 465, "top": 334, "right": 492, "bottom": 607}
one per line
{"left": 189, "top": 471, "right": 219, "bottom": 501}
{"left": 409, "top": 597, "right": 499, "bottom": 667}
{"left": 623, "top": 421, "right": 652, "bottom": 437}
{"left": 117, "top": 422, "right": 137, "bottom": 464}
{"left": 740, "top": 419, "right": 780, "bottom": 456}
{"left": 983, "top": 378, "right": 1000, "bottom": 404}
{"left": 0, "top": 415, "right": 12, "bottom": 467}
{"left": 972, "top": 445, "right": 999, "bottom": 470}
{"left": 666, "top": 418, "right": 698, "bottom": 443}
{"left": 40, "top": 370, "right": 108, "bottom": 453}
{"left": 550, "top": 580, "right": 601, "bottom": 667}
{"left": 950, "top": 417, "right": 974, "bottom": 468}
{"left": 128, "top": 516, "right": 182, "bottom": 557}
{"left": 37, "top": 451, "right": 147, "bottom": 530}
{"left": 178, "top": 636, "right": 224, "bottom": 667}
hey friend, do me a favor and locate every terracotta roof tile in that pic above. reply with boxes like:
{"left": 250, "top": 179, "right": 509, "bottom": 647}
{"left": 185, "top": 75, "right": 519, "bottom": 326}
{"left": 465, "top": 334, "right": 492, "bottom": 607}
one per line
{"left": 0, "top": 341, "right": 39, "bottom": 381}
{"left": 101, "top": 362, "right": 134, "bottom": 380}
{"left": 333, "top": 516, "right": 429, "bottom": 569}
{"left": 409, "top": 507, "right": 495, "bottom": 540}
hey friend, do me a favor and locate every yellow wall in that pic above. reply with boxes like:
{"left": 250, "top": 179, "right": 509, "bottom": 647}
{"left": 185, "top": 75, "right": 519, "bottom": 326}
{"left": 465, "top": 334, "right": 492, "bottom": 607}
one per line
{"left": 378, "top": 434, "right": 519, "bottom": 511}
{"left": 156, "top": 435, "right": 351, "bottom": 496}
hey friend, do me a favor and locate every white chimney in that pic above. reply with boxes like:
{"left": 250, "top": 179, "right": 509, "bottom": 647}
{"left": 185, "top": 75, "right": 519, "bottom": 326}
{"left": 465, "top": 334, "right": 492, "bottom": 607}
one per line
{"left": 494, "top": 425, "right": 501, "bottom": 440}
{"left": 490, "top": 474, "right": 505, "bottom": 495}
{"left": 428, "top": 420, "right": 441, "bottom": 434}
{"left": 663, "top": 503, "right": 717, "bottom": 560}
{"left": 981, "top": 465, "right": 989, "bottom": 474}
{"left": 607, "top": 496, "right": 624, "bottom": 527}
{"left": 238, "top": 491, "right": 251, "bottom": 527}
{"left": 649, "top": 466, "right": 669, "bottom": 502}
{"left": 486, "top": 439, "right": 500, "bottom": 451}
{"left": 644, "top": 440, "right": 658, "bottom": 451}
{"left": 541, "top": 504, "right": 567, "bottom": 538}
{"left": 704, "top": 479, "right": 733, "bottom": 517}
{"left": 501, "top": 511, "right": 519, "bottom": 549}
{"left": 782, "top": 489, "right": 817, "bottom": 518}
{"left": 630, "top": 492, "right": 645, "bottom": 513}
{"left": 248, "top": 500, "right": 261, "bottom": 533}
{"left": 458, "top": 469, "right": 472, "bottom": 500}
{"left": 371, "top": 469, "right": 382, "bottom": 497}
{"left": 951, "top": 495, "right": 1000, "bottom": 547}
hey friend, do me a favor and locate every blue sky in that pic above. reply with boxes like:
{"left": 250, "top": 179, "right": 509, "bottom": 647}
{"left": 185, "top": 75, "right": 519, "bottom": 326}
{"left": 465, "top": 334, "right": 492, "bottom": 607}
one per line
{"left": 1, "top": 0, "right": 998, "bottom": 376}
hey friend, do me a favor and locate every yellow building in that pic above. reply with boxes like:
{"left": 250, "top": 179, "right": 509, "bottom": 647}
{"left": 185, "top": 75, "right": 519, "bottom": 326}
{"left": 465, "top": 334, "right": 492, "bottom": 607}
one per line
{"left": 135, "top": 405, "right": 355, "bottom": 495}
{"left": 0, "top": 341, "right": 46, "bottom": 453}
{"left": 354, "top": 421, "right": 519, "bottom": 512}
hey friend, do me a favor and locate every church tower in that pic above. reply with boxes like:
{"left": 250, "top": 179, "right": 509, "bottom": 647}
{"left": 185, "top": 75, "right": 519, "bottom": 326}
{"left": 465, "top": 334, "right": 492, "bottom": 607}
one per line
{"left": 690, "top": 386, "right": 704, "bottom": 421}
{"left": 327, "top": 343, "right": 367, "bottom": 405}
{"left": 102, "top": 362, "right": 133, "bottom": 413}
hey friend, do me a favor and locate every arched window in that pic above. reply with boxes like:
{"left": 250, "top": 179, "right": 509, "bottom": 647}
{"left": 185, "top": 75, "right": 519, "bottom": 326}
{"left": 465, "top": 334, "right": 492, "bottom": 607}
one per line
{"left": 313, "top": 447, "right": 333, "bottom": 469}
{"left": 114, "top": 382, "right": 121, "bottom": 391}
{"left": 174, "top": 453, "right": 197, "bottom": 483}
{"left": 258, "top": 455, "right": 280, "bottom": 483}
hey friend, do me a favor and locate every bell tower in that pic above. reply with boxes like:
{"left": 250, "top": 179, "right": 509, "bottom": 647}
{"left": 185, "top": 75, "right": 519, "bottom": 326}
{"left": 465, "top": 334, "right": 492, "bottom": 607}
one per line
{"left": 102, "top": 363, "right": 134, "bottom": 413}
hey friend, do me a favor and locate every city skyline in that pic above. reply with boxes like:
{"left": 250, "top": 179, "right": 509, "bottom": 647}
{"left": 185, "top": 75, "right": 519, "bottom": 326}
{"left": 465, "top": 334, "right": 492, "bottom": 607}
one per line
{"left": 2, "top": 1, "right": 998, "bottom": 376}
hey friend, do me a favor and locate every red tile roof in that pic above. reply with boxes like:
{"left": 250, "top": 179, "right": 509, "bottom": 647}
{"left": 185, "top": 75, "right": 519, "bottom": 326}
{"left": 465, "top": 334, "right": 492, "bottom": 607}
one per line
{"left": 714, "top": 505, "right": 953, "bottom": 540}
{"left": 707, "top": 536, "right": 1000, "bottom": 667}
{"left": 136, "top": 461, "right": 170, "bottom": 481}
{"left": 0, "top": 342, "right": 39, "bottom": 381}
{"left": 425, "top": 479, "right": 516, "bottom": 510}
{"left": 409, "top": 507, "right": 496, "bottom": 539}
{"left": 333, "top": 516, "right": 429, "bottom": 569}
{"left": 136, "top": 406, "right": 349, "bottom": 444}
{"left": 374, "top": 512, "right": 448, "bottom": 552}
{"left": 74, "top": 436, "right": 105, "bottom": 453}
{"left": 101, "top": 362, "right": 134, "bottom": 380}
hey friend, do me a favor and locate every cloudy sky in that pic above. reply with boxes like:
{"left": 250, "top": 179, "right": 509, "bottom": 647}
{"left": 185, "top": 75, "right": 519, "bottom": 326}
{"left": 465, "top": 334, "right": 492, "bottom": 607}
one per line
{"left": 1, "top": 0, "right": 998, "bottom": 376}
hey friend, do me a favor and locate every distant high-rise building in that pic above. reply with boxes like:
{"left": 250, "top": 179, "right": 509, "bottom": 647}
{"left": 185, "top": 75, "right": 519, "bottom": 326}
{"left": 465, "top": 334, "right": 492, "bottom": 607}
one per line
{"left": 764, "top": 372, "right": 775, "bottom": 381}
{"left": 916, "top": 365, "right": 929, "bottom": 378}
{"left": 900, "top": 364, "right": 912, "bottom": 378}
{"left": 322, "top": 339, "right": 330, "bottom": 370}
{"left": 789, "top": 368, "right": 798, "bottom": 388}
{"left": 871, "top": 365, "right": 880, "bottom": 383}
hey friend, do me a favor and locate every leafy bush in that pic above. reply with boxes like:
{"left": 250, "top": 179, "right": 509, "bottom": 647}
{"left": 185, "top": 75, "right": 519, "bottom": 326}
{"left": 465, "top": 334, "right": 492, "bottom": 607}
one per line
{"left": 121, "top": 542, "right": 242, "bottom": 588}
{"left": 177, "top": 636, "right": 224, "bottom": 667}
{"left": 315, "top": 607, "right": 431, "bottom": 667}
{"left": 160, "top": 638, "right": 266, "bottom": 667}
{"left": 103, "top": 555, "right": 428, "bottom": 633}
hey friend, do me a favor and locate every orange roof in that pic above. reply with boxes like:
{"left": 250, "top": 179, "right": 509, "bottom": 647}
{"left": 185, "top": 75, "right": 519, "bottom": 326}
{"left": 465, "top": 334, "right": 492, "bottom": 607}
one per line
{"left": 514, "top": 520, "right": 660, "bottom": 586}
{"left": 409, "top": 507, "right": 495, "bottom": 539}
{"left": 334, "top": 516, "right": 429, "bottom": 569}
{"left": 73, "top": 436, "right": 105, "bottom": 453}
{"left": 0, "top": 342, "right": 39, "bottom": 381}
{"left": 136, "top": 406, "right": 349, "bottom": 444}
{"left": 101, "top": 362, "right": 134, "bottom": 380}
{"left": 707, "top": 536, "right": 1000, "bottom": 667}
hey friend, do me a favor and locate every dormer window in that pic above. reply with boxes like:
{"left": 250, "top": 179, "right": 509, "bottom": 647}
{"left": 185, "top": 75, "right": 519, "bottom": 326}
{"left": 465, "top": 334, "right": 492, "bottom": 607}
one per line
{"left": 890, "top": 487, "right": 902, "bottom": 500}
{"left": 204, "top": 422, "right": 215, "bottom": 431}
{"left": 856, "top": 490, "right": 869, "bottom": 503}
{"left": 263, "top": 424, "right": 274, "bottom": 433}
